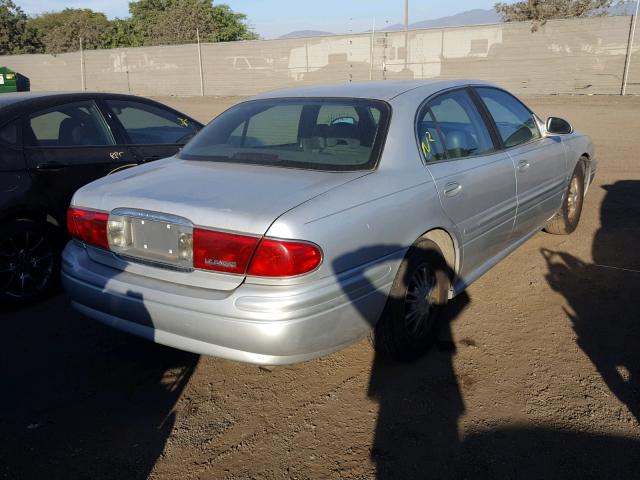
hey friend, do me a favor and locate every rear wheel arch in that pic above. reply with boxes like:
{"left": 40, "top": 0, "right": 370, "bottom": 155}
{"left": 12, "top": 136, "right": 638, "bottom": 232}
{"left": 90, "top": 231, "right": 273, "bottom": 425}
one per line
{"left": 418, "top": 228, "right": 459, "bottom": 281}
{"left": 373, "top": 237, "right": 450, "bottom": 361}
{"left": 1, "top": 208, "right": 45, "bottom": 225}
{"left": 0, "top": 208, "right": 64, "bottom": 237}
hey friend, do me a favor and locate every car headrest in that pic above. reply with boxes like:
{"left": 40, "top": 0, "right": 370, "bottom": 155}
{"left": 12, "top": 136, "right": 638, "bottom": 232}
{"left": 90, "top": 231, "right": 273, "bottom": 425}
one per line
{"left": 326, "top": 123, "right": 360, "bottom": 148}
{"left": 58, "top": 116, "right": 104, "bottom": 146}
{"left": 312, "top": 124, "right": 328, "bottom": 138}
{"left": 445, "top": 130, "right": 468, "bottom": 149}
{"left": 443, "top": 130, "right": 471, "bottom": 158}
{"left": 58, "top": 117, "right": 84, "bottom": 145}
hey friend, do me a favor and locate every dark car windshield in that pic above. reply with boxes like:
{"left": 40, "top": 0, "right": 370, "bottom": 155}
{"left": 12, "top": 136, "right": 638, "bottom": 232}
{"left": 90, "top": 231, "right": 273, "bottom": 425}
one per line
{"left": 178, "top": 98, "right": 391, "bottom": 171}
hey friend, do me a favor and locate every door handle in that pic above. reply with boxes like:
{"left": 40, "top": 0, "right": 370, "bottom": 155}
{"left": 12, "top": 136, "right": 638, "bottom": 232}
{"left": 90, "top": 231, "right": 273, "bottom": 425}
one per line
{"left": 35, "top": 161, "right": 69, "bottom": 171}
{"left": 443, "top": 182, "right": 462, "bottom": 197}
{"left": 518, "top": 160, "right": 530, "bottom": 171}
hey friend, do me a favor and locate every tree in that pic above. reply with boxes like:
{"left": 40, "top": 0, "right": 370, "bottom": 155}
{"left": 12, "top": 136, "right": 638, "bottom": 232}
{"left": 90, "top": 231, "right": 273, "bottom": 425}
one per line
{"left": 2, "top": 0, "right": 257, "bottom": 55}
{"left": 105, "top": 18, "right": 142, "bottom": 49}
{"left": 0, "top": 0, "right": 41, "bottom": 54}
{"left": 149, "top": 0, "right": 217, "bottom": 44}
{"left": 495, "top": 0, "right": 615, "bottom": 30}
{"left": 28, "top": 9, "right": 112, "bottom": 54}
{"left": 127, "top": 0, "right": 169, "bottom": 45}
{"left": 211, "top": 3, "right": 259, "bottom": 42}
{"left": 127, "top": 0, "right": 258, "bottom": 45}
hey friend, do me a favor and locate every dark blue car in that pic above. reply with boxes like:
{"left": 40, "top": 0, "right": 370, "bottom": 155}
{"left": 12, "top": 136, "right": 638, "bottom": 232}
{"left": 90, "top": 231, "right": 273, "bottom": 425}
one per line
{"left": 0, "top": 92, "right": 203, "bottom": 305}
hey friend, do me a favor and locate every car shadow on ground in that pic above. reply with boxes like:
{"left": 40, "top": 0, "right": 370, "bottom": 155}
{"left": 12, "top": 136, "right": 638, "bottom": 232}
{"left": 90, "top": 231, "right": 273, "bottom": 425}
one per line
{"left": 0, "top": 287, "right": 198, "bottom": 479}
{"left": 335, "top": 179, "right": 640, "bottom": 478}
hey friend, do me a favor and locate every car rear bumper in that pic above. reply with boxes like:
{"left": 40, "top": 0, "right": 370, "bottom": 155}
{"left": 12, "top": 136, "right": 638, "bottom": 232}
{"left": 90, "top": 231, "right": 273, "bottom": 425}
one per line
{"left": 61, "top": 242, "right": 398, "bottom": 365}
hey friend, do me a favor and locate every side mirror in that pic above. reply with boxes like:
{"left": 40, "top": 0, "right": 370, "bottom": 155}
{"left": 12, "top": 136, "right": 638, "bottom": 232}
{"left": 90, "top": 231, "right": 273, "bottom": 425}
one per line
{"left": 546, "top": 117, "right": 573, "bottom": 135}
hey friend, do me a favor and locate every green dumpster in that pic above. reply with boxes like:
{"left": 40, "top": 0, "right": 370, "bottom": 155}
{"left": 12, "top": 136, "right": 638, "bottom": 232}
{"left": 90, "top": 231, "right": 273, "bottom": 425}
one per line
{"left": 0, "top": 67, "right": 29, "bottom": 93}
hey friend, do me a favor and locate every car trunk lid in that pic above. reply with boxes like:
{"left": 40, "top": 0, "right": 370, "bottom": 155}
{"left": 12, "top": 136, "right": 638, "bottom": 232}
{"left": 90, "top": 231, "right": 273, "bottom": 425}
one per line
{"left": 72, "top": 157, "right": 368, "bottom": 290}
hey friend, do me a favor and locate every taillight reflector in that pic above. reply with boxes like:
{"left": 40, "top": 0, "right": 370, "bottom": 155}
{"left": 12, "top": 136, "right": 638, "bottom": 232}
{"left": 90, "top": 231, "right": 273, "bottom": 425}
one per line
{"left": 193, "top": 228, "right": 259, "bottom": 274}
{"left": 248, "top": 238, "right": 322, "bottom": 277}
{"left": 67, "top": 208, "right": 109, "bottom": 250}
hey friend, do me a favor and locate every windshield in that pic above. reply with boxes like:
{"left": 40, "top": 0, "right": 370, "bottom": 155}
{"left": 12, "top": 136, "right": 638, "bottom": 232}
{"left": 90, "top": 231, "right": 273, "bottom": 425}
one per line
{"left": 178, "top": 98, "right": 391, "bottom": 171}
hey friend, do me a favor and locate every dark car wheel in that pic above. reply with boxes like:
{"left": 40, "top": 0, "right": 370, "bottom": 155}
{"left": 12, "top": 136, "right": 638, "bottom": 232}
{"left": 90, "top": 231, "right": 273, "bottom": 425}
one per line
{"left": 0, "top": 220, "right": 59, "bottom": 307}
{"left": 372, "top": 239, "right": 450, "bottom": 361}
{"left": 544, "top": 161, "right": 586, "bottom": 235}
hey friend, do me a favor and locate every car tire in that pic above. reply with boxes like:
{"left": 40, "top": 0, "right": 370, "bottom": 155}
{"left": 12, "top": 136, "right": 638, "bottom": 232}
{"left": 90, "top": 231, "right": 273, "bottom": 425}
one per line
{"left": 372, "top": 239, "right": 450, "bottom": 362}
{"left": 0, "top": 219, "right": 59, "bottom": 307}
{"left": 544, "top": 161, "right": 586, "bottom": 235}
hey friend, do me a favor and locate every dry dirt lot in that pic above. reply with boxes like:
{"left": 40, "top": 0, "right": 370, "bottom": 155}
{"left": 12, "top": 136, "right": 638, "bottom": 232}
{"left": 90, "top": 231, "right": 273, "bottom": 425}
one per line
{"left": 1, "top": 95, "right": 639, "bottom": 479}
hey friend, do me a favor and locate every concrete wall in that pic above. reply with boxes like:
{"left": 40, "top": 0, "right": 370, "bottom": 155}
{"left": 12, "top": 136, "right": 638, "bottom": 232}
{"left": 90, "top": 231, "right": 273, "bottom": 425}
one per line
{"left": 1, "top": 16, "right": 638, "bottom": 96}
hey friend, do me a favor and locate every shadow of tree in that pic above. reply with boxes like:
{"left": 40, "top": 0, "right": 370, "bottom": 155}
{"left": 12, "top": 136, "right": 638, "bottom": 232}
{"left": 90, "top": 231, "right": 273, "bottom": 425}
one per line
{"left": 542, "top": 180, "right": 640, "bottom": 423}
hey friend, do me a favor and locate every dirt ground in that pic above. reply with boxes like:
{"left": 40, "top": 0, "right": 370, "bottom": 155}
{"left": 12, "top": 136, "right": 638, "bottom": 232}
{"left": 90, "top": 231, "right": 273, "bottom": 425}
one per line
{"left": 2, "top": 94, "right": 639, "bottom": 479}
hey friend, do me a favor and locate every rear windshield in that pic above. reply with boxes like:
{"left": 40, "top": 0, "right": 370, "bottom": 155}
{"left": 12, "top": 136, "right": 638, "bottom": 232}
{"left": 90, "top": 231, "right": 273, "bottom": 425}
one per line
{"left": 178, "top": 98, "right": 391, "bottom": 171}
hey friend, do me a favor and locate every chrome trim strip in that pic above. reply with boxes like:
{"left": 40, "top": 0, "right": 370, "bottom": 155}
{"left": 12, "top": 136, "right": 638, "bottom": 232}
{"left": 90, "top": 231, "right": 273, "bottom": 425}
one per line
{"left": 116, "top": 253, "right": 195, "bottom": 273}
{"left": 110, "top": 208, "right": 193, "bottom": 228}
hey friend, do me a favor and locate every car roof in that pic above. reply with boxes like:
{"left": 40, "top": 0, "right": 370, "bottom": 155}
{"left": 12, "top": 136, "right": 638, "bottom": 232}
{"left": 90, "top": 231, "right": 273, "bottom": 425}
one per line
{"left": 251, "top": 79, "right": 496, "bottom": 102}
{"left": 0, "top": 91, "right": 158, "bottom": 104}
{"left": 0, "top": 91, "right": 202, "bottom": 125}
{"left": 0, "top": 91, "right": 60, "bottom": 108}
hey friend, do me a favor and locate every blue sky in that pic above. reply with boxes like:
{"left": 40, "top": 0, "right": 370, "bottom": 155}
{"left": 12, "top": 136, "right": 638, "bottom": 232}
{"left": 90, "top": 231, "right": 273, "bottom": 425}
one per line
{"left": 17, "top": 0, "right": 501, "bottom": 38}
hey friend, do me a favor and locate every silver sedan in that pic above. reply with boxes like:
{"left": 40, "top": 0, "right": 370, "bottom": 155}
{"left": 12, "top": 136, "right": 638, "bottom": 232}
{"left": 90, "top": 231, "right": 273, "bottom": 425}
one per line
{"left": 62, "top": 80, "right": 596, "bottom": 365}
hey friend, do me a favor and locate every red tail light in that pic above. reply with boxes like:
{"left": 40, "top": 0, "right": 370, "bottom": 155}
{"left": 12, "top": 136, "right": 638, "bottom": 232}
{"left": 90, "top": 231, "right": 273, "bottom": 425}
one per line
{"left": 67, "top": 208, "right": 109, "bottom": 250}
{"left": 67, "top": 208, "right": 323, "bottom": 277}
{"left": 248, "top": 238, "right": 322, "bottom": 277}
{"left": 193, "top": 228, "right": 322, "bottom": 277}
{"left": 193, "top": 228, "right": 260, "bottom": 274}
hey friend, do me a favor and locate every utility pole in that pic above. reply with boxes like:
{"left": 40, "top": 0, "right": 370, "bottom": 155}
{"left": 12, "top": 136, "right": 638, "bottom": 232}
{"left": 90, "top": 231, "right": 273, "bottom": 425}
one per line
{"left": 370, "top": 18, "right": 376, "bottom": 80}
{"left": 79, "top": 37, "right": 86, "bottom": 91}
{"left": 622, "top": 0, "right": 639, "bottom": 95}
{"left": 196, "top": 28, "right": 205, "bottom": 96}
{"left": 404, "top": 0, "right": 409, "bottom": 70}
{"left": 404, "top": 0, "right": 409, "bottom": 30}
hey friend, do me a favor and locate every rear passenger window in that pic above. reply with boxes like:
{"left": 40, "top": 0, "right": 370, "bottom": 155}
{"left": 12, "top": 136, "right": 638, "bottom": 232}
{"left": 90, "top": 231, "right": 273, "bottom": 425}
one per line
{"left": 416, "top": 110, "right": 446, "bottom": 161}
{"left": 27, "top": 101, "right": 115, "bottom": 147}
{"left": 0, "top": 120, "right": 24, "bottom": 171}
{"left": 420, "top": 90, "right": 494, "bottom": 160}
{"left": 475, "top": 87, "right": 540, "bottom": 148}
{"left": 106, "top": 100, "right": 199, "bottom": 145}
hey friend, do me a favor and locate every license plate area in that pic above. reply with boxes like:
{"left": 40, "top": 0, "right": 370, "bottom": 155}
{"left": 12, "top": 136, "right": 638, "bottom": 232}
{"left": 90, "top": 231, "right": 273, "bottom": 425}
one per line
{"left": 108, "top": 209, "right": 193, "bottom": 270}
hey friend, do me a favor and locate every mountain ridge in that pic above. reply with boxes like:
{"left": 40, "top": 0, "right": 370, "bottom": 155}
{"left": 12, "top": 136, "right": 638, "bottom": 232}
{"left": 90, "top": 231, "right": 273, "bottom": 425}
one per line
{"left": 278, "top": 4, "right": 638, "bottom": 39}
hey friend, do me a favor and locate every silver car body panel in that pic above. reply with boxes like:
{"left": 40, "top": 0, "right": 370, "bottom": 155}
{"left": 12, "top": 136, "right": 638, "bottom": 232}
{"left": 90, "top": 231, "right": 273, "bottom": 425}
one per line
{"left": 62, "top": 241, "right": 401, "bottom": 365}
{"left": 72, "top": 157, "right": 371, "bottom": 236}
{"left": 63, "top": 79, "right": 596, "bottom": 364}
{"left": 425, "top": 150, "right": 517, "bottom": 278}
{"left": 506, "top": 136, "right": 567, "bottom": 239}
{"left": 72, "top": 157, "right": 371, "bottom": 290}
